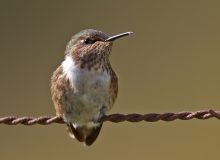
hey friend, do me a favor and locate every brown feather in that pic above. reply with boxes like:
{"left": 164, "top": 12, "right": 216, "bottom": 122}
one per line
{"left": 67, "top": 123, "right": 103, "bottom": 146}
{"left": 51, "top": 66, "right": 71, "bottom": 117}
{"left": 84, "top": 124, "right": 103, "bottom": 146}
{"left": 67, "top": 124, "right": 85, "bottom": 142}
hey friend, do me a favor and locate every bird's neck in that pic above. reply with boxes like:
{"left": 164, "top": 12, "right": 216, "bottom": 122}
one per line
{"left": 64, "top": 54, "right": 112, "bottom": 73}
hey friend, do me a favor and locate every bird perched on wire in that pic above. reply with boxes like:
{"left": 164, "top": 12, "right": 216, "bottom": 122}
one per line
{"left": 51, "top": 29, "right": 133, "bottom": 146}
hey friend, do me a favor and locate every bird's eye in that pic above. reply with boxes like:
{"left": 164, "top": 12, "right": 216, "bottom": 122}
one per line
{"left": 83, "top": 38, "right": 95, "bottom": 44}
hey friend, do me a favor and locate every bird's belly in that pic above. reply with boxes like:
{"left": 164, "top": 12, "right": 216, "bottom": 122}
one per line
{"left": 73, "top": 69, "right": 111, "bottom": 107}
{"left": 64, "top": 68, "right": 111, "bottom": 126}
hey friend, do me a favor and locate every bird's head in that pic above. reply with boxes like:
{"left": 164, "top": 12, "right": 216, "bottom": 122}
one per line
{"left": 65, "top": 29, "right": 132, "bottom": 69}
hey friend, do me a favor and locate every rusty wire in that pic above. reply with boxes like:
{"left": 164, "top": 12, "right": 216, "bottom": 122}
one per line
{"left": 0, "top": 109, "right": 220, "bottom": 125}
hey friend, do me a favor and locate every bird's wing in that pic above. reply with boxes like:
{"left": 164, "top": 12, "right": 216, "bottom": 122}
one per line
{"left": 109, "top": 70, "right": 118, "bottom": 109}
{"left": 50, "top": 65, "right": 71, "bottom": 116}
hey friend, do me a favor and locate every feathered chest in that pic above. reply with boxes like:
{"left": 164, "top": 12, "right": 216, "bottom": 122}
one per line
{"left": 62, "top": 56, "right": 111, "bottom": 99}
{"left": 68, "top": 67, "right": 111, "bottom": 94}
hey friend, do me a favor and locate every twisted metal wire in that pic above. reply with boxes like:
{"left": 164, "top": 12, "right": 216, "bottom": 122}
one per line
{"left": 0, "top": 109, "right": 220, "bottom": 125}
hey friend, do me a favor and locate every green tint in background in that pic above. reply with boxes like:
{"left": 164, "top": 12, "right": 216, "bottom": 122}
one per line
{"left": 0, "top": 1, "right": 220, "bottom": 160}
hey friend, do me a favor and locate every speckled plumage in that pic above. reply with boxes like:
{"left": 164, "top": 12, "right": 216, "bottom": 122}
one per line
{"left": 51, "top": 29, "right": 131, "bottom": 146}
{"left": 51, "top": 29, "right": 119, "bottom": 146}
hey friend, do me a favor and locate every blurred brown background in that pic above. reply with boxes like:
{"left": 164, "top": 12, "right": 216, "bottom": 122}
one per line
{"left": 0, "top": 1, "right": 220, "bottom": 160}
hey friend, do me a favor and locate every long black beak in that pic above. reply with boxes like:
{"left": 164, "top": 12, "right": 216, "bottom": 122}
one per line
{"left": 105, "top": 32, "right": 133, "bottom": 42}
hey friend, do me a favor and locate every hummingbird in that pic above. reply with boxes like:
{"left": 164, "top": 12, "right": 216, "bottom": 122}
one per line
{"left": 51, "top": 29, "right": 132, "bottom": 146}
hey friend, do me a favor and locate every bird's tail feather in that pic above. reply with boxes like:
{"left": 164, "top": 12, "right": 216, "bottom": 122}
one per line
{"left": 67, "top": 123, "right": 103, "bottom": 146}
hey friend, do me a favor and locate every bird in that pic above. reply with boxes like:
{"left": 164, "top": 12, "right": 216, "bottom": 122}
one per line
{"left": 51, "top": 29, "right": 132, "bottom": 146}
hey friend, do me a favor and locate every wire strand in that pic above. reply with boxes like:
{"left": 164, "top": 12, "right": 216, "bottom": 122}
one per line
{"left": 0, "top": 109, "right": 219, "bottom": 125}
